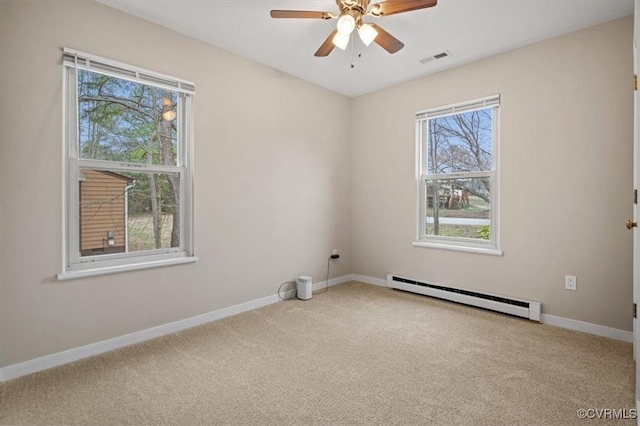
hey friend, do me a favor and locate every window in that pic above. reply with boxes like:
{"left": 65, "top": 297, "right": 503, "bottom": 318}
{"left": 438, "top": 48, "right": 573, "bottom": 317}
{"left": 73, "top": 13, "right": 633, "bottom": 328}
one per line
{"left": 414, "top": 95, "right": 500, "bottom": 255}
{"left": 60, "top": 49, "right": 197, "bottom": 279}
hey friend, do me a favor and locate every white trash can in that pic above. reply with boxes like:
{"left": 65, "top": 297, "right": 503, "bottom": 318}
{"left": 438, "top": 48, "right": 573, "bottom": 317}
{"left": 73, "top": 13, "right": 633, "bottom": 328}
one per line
{"left": 296, "top": 276, "right": 312, "bottom": 300}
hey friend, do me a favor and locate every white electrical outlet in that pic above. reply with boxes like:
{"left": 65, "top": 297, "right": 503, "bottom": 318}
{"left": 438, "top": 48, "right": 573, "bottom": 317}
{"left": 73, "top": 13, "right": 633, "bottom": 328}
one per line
{"left": 565, "top": 275, "right": 577, "bottom": 291}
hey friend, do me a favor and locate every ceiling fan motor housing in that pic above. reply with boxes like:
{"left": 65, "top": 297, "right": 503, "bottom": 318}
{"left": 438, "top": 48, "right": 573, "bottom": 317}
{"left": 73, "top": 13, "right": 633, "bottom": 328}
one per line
{"left": 337, "top": 0, "right": 370, "bottom": 15}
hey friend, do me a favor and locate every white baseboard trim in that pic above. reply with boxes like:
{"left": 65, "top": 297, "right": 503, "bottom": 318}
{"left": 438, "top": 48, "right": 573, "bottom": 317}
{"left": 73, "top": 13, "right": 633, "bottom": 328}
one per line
{"left": 540, "top": 314, "right": 633, "bottom": 343}
{"left": 351, "top": 274, "right": 388, "bottom": 287}
{"left": 352, "top": 274, "right": 633, "bottom": 343}
{"left": 312, "top": 274, "right": 354, "bottom": 292}
{"left": 0, "top": 274, "right": 354, "bottom": 383}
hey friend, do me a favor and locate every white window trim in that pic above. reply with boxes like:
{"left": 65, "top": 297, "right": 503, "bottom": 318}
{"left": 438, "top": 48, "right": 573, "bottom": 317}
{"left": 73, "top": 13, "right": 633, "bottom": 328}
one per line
{"left": 414, "top": 95, "right": 501, "bottom": 255}
{"left": 59, "top": 49, "right": 197, "bottom": 280}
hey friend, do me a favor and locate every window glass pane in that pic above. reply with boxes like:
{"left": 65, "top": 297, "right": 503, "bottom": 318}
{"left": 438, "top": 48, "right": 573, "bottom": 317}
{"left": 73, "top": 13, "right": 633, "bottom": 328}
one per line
{"left": 425, "top": 177, "right": 490, "bottom": 240}
{"left": 79, "top": 169, "right": 180, "bottom": 257}
{"left": 77, "top": 69, "right": 178, "bottom": 166}
{"left": 426, "top": 108, "right": 493, "bottom": 174}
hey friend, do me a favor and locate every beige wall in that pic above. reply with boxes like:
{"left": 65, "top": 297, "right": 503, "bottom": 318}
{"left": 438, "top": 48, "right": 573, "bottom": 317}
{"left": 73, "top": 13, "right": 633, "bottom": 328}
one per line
{"left": 0, "top": 0, "right": 352, "bottom": 367}
{"left": 351, "top": 16, "right": 634, "bottom": 331}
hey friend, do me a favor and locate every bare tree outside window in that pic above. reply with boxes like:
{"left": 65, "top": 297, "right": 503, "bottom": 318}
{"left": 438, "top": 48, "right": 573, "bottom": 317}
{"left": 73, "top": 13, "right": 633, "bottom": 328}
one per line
{"left": 421, "top": 105, "right": 497, "bottom": 243}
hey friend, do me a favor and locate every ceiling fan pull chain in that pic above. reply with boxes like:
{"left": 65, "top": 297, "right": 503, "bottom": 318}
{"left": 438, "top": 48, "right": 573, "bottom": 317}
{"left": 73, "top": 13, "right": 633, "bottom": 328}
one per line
{"left": 350, "top": 32, "right": 355, "bottom": 68}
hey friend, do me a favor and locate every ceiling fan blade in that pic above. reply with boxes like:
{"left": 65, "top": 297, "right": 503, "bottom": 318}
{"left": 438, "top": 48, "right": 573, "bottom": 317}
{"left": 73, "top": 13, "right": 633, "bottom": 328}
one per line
{"left": 270, "top": 10, "right": 334, "bottom": 20}
{"left": 370, "top": 24, "right": 404, "bottom": 54}
{"left": 315, "top": 30, "right": 338, "bottom": 57}
{"left": 369, "top": 0, "right": 437, "bottom": 17}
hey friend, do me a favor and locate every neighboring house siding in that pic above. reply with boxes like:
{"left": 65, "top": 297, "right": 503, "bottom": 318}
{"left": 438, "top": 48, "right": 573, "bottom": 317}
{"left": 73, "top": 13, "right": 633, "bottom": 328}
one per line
{"left": 79, "top": 170, "right": 132, "bottom": 256}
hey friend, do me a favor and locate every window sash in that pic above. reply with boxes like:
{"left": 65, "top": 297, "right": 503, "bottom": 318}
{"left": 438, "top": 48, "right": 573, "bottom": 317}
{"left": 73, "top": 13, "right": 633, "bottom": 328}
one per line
{"left": 69, "top": 164, "right": 188, "bottom": 265}
{"left": 72, "top": 72, "right": 188, "bottom": 168}
{"left": 76, "top": 92, "right": 186, "bottom": 167}
{"left": 420, "top": 105, "right": 498, "bottom": 176}
{"left": 418, "top": 173, "right": 496, "bottom": 247}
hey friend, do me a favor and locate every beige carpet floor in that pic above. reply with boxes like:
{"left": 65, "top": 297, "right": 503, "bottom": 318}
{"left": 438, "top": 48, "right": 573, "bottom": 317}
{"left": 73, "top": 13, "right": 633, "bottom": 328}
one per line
{"left": 0, "top": 281, "right": 635, "bottom": 425}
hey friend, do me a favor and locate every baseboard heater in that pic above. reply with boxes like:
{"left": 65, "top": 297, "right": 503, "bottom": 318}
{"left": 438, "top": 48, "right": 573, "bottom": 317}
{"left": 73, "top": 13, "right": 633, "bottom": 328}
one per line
{"left": 388, "top": 274, "right": 541, "bottom": 322}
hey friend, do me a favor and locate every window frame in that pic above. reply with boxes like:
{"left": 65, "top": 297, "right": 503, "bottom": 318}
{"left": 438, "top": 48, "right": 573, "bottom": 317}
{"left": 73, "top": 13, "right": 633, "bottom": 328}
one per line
{"left": 59, "top": 48, "right": 197, "bottom": 280}
{"left": 414, "top": 95, "right": 501, "bottom": 255}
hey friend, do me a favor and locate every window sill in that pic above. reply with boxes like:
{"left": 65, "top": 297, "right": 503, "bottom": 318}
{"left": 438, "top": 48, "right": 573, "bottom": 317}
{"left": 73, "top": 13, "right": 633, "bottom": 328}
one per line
{"left": 412, "top": 241, "right": 503, "bottom": 256}
{"left": 57, "top": 256, "right": 198, "bottom": 281}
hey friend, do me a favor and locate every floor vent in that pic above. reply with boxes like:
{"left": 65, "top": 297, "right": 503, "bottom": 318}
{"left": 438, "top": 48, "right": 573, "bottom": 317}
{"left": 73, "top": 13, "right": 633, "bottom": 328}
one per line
{"left": 388, "top": 274, "right": 541, "bottom": 321}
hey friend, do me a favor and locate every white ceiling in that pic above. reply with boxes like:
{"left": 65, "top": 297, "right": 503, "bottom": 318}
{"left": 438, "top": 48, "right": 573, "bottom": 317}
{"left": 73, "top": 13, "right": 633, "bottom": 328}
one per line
{"left": 97, "top": 0, "right": 634, "bottom": 97}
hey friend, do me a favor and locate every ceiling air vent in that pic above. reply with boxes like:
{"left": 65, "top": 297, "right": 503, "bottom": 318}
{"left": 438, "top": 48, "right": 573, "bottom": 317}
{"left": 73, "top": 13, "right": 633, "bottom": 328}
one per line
{"left": 420, "top": 50, "right": 450, "bottom": 64}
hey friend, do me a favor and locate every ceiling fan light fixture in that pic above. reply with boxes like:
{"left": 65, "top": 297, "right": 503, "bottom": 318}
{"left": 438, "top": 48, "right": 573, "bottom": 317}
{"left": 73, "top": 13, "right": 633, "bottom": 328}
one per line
{"left": 357, "top": 23, "right": 378, "bottom": 46}
{"left": 336, "top": 14, "right": 356, "bottom": 35}
{"left": 332, "top": 31, "right": 350, "bottom": 50}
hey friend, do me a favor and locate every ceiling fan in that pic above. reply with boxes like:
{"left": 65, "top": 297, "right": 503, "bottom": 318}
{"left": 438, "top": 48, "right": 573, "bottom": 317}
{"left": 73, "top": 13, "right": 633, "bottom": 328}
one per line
{"left": 270, "top": 0, "right": 437, "bottom": 57}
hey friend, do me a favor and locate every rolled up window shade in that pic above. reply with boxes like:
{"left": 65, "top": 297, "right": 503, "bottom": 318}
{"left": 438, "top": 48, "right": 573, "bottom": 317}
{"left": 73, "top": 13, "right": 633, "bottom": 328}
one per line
{"left": 416, "top": 95, "right": 499, "bottom": 121}
{"left": 62, "top": 48, "right": 195, "bottom": 94}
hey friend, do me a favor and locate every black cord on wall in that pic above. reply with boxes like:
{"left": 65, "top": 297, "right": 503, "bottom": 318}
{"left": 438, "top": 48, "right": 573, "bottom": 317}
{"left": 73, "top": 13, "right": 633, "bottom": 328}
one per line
{"left": 315, "top": 254, "right": 339, "bottom": 295}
